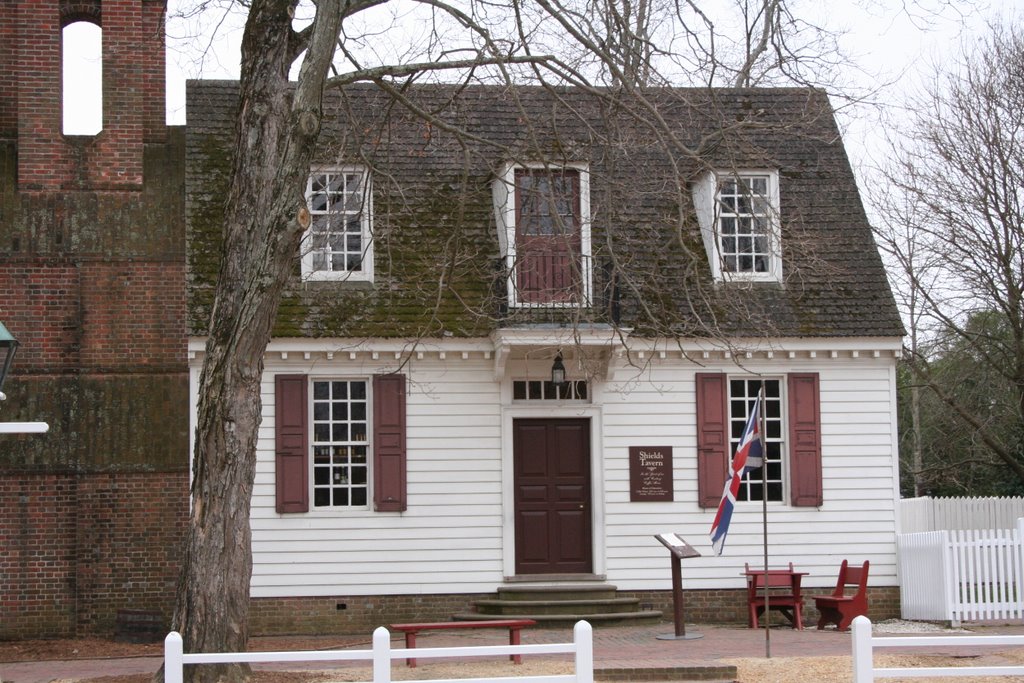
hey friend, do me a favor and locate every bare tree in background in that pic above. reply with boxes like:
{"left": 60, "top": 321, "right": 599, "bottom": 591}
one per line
{"left": 162, "top": 1, "right": 875, "bottom": 681}
{"left": 874, "top": 23, "right": 1024, "bottom": 494}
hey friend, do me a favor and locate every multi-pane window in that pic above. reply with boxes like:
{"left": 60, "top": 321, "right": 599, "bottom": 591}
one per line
{"left": 512, "top": 379, "right": 589, "bottom": 401}
{"left": 517, "top": 171, "right": 579, "bottom": 236}
{"left": 513, "top": 168, "right": 584, "bottom": 305}
{"left": 302, "top": 169, "right": 372, "bottom": 281}
{"left": 717, "top": 174, "right": 773, "bottom": 275}
{"left": 494, "top": 165, "right": 592, "bottom": 307}
{"left": 729, "top": 378, "right": 783, "bottom": 502}
{"left": 311, "top": 380, "right": 369, "bottom": 507}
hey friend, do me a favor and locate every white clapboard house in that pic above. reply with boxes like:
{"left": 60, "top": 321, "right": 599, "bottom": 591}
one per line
{"left": 185, "top": 82, "right": 904, "bottom": 630}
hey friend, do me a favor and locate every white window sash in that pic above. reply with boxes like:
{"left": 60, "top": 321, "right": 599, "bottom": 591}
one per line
{"left": 301, "top": 168, "right": 374, "bottom": 283}
{"left": 695, "top": 170, "right": 782, "bottom": 283}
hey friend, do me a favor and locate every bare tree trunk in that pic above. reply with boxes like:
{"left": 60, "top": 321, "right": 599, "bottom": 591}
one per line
{"left": 155, "top": 2, "right": 343, "bottom": 682}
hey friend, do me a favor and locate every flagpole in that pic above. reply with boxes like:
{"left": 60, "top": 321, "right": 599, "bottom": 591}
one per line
{"left": 759, "top": 386, "right": 770, "bottom": 658}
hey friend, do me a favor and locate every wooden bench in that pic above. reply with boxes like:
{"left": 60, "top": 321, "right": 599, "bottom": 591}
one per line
{"left": 389, "top": 619, "right": 537, "bottom": 667}
{"left": 745, "top": 562, "right": 806, "bottom": 630}
{"left": 813, "top": 559, "right": 870, "bottom": 631}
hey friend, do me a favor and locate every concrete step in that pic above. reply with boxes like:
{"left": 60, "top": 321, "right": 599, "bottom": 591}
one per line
{"left": 474, "top": 597, "right": 646, "bottom": 616}
{"left": 496, "top": 583, "right": 621, "bottom": 602}
{"left": 451, "top": 609, "right": 664, "bottom": 628}
{"left": 460, "top": 581, "right": 662, "bottom": 626}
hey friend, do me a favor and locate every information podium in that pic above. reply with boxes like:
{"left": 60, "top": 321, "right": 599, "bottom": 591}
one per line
{"left": 654, "top": 533, "right": 702, "bottom": 640}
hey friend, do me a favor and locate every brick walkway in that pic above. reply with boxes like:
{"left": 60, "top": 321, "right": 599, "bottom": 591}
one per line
{"left": 3, "top": 620, "right": 1023, "bottom": 683}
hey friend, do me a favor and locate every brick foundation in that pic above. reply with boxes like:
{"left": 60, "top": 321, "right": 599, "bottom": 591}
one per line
{"left": 0, "top": 471, "right": 189, "bottom": 639}
{"left": 621, "top": 586, "right": 901, "bottom": 627}
{"left": 248, "top": 586, "right": 902, "bottom": 636}
{"left": 249, "top": 593, "right": 489, "bottom": 636}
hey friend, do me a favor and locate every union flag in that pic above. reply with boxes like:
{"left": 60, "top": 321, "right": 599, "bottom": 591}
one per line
{"left": 709, "top": 393, "right": 764, "bottom": 555}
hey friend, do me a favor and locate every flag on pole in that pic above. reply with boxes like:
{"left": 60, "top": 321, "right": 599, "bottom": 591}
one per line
{"left": 709, "top": 393, "right": 764, "bottom": 555}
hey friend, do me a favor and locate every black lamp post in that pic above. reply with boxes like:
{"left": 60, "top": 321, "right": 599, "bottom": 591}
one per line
{"left": 0, "top": 321, "right": 20, "bottom": 401}
{"left": 551, "top": 352, "right": 567, "bottom": 388}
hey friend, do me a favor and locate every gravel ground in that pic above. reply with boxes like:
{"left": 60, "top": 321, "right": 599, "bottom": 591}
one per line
{"left": 724, "top": 619, "right": 1022, "bottom": 683}
{"left": 23, "top": 621, "right": 1024, "bottom": 683}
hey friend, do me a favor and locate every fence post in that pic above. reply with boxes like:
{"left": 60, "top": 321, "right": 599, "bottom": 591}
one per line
{"left": 373, "top": 626, "right": 392, "bottom": 683}
{"left": 851, "top": 616, "right": 873, "bottom": 683}
{"left": 573, "top": 620, "right": 594, "bottom": 683}
{"left": 164, "top": 631, "right": 184, "bottom": 683}
{"left": 942, "top": 529, "right": 961, "bottom": 627}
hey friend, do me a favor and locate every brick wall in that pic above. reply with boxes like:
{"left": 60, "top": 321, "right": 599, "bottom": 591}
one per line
{"left": 0, "top": 475, "right": 77, "bottom": 636}
{"left": 9, "top": 0, "right": 166, "bottom": 189}
{"left": 248, "top": 588, "right": 902, "bottom": 636}
{"left": 0, "top": 0, "right": 186, "bottom": 639}
{"left": 249, "top": 594, "right": 488, "bottom": 636}
{"left": 622, "top": 586, "right": 902, "bottom": 627}
{"left": 142, "top": 0, "right": 167, "bottom": 142}
{"left": 0, "top": 259, "right": 184, "bottom": 373}
{"left": 0, "top": 1, "right": 14, "bottom": 137}
{"left": 0, "top": 471, "right": 188, "bottom": 639}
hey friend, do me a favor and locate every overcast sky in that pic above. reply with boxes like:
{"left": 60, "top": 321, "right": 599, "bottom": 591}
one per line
{"left": 62, "top": 1, "right": 1023, "bottom": 174}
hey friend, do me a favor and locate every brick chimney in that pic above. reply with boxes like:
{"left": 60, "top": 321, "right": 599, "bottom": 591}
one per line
{"left": 2, "top": 0, "right": 166, "bottom": 190}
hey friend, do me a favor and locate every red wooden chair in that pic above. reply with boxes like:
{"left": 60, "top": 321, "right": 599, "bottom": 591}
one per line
{"left": 745, "top": 562, "right": 805, "bottom": 629}
{"left": 813, "top": 560, "right": 870, "bottom": 630}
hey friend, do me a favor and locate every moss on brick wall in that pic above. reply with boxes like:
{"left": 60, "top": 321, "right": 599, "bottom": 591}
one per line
{"left": 0, "top": 374, "right": 189, "bottom": 473}
{"left": 0, "top": 471, "right": 189, "bottom": 639}
{"left": 0, "top": 130, "right": 190, "bottom": 638}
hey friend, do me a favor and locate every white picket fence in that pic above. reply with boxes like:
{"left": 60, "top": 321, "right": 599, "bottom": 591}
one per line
{"left": 901, "top": 497, "right": 1024, "bottom": 534}
{"left": 851, "top": 616, "right": 1024, "bottom": 681}
{"left": 898, "top": 518, "right": 1024, "bottom": 625}
{"left": 164, "top": 621, "right": 594, "bottom": 683}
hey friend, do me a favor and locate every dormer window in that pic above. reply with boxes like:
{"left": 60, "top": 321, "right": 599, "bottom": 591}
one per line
{"left": 694, "top": 171, "right": 781, "bottom": 282}
{"left": 493, "top": 164, "right": 592, "bottom": 307}
{"left": 301, "top": 168, "right": 373, "bottom": 282}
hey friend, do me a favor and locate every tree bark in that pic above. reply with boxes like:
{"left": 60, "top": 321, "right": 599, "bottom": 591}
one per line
{"left": 155, "top": 2, "right": 343, "bottom": 682}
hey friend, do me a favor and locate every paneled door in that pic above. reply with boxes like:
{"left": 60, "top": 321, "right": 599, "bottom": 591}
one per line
{"left": 513, "top": 418, "right": 592, "bottom": 574}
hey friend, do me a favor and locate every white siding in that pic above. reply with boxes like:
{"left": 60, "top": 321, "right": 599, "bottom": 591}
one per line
{"left": 189, "top": 338, "right": 901, "bottom": 598}
{"left": 599, "top": 357, "right": 899, "bottom": 593}
{"left": 248, "top": 356, "right": 505, "bottom": 596}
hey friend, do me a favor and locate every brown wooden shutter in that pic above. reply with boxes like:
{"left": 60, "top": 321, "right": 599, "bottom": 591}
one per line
{"left": 275, "top": 374, "right": 309, "bottom": 513}
{"left": 373, "top": 374, "right": 407, "bottom": 512}
{"left": 788, "top": 373, "right": 823, "bottom": 507}
{"left": 696, "top": 373, "right": 730, "bottom": 508}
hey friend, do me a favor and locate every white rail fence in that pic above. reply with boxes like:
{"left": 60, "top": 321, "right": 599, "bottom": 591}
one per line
{"left": 898, "top": 519, "right": 1024, "bottom": 625}
{"left": 164, "top": 621, "right": 594, "bottom": 683}
{"left": 851, "top": 616, "right": 1024, "bottom": 682}
{"left": 901, "top": 497, "right": 1024, "bottom": 534}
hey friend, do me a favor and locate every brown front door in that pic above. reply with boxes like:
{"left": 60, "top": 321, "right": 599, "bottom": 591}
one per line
{"left": 513, "top": 418, "right": 592, "bottom": 574}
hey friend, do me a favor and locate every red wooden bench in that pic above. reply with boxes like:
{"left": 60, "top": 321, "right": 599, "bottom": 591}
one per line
{"left": 745, "top": 562, "right": 806, "bottom": 630}
{"left": 389, "top": 619, "right": 537, "bottom": 667}
{"left": 813, "top": 559, "right": 870, "bottom": 631}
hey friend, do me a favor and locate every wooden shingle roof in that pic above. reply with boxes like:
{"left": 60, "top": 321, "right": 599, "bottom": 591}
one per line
{"left": 185, "top": 81, "right": 904, "bottom": 341}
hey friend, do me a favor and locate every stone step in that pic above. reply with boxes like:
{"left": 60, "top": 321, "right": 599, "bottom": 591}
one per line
{"left": 496, "top": 583, "right": 621, "bottom": 602}
{"left": 474, "top": 597, "right": 645, "bottom": 616}
{"left": 459, "top": 581, "right": 662, "bottom": 627}
{"left": 451, "top": 609, "right": 664, "bottom": 628}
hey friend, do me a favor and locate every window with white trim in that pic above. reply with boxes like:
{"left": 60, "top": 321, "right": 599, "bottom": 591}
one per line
{"left": 301, "top": 169, "right": 373, "bottom": 282}
{"left": 311, "top": 379, "right": 369, "bottom": 507}
{"left": 692, "top": 170, "right": 781, "bottom": 282}
{"left": 729, "top": 377, "right": 783, "bottom": 502}
{"left": 718, "top": 175, "right": 775, "bottom": 275}
{"left": 493, "top": 164, "right": 592, "bottom": 307}
{"left": 512, "top": 379, "right": 589, "bottom": 401}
